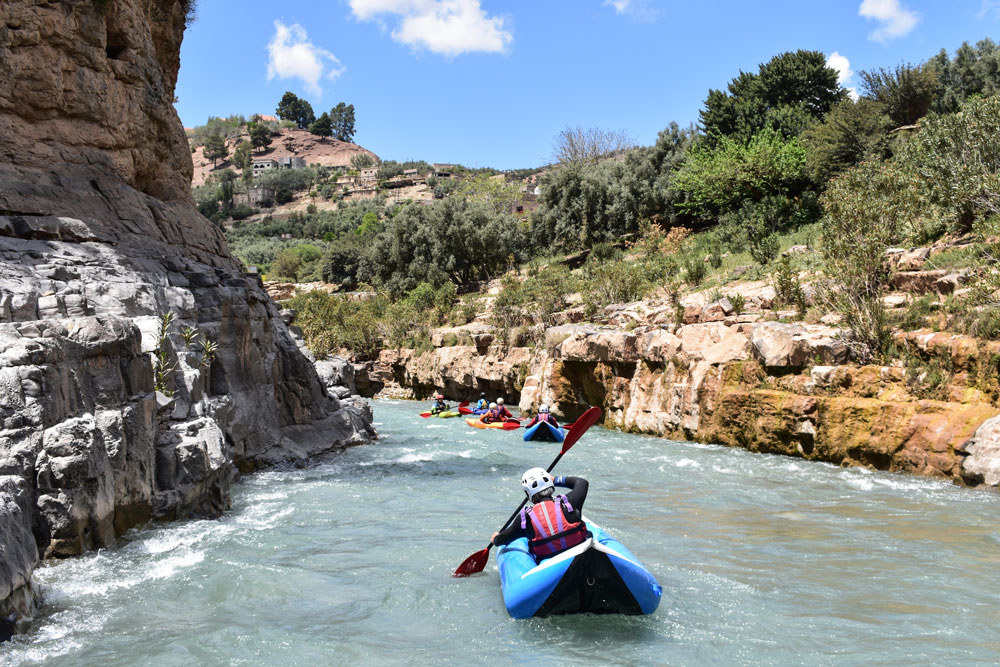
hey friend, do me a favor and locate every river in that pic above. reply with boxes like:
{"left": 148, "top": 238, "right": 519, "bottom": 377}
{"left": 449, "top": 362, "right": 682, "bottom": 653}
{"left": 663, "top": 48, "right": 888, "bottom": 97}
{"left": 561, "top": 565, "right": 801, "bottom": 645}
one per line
{"left": 4, "top": 399, "right": 1000, "bottom": 665}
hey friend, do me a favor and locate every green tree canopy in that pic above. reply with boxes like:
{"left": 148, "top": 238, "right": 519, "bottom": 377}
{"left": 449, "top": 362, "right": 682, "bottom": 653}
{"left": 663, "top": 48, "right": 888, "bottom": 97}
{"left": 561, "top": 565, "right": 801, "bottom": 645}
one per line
{"left": 700, "top": 50, "right": 846, "bottom": 143}
{"left": 276, "top": 91, "right": 316, "bottom": 130}
{"left": 860, "top": 63, "right": 939, "bottom": 127}
{"left": 309, "top": 112, "right": 333, "bottom": 138}
{"left": 330, "top": 102, "right": 356, "bottom": 142}
{"left": 249, "top": 124, "right": 272, "bottom": 153}
{"left": 202, "top": 132, "right": 228, "bottom": 168}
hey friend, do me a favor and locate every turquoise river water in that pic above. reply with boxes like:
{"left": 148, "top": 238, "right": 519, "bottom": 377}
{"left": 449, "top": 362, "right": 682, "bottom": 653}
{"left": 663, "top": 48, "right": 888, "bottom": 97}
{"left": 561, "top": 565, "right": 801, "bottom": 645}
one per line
{"left": 4, "top": 399, "right": 1000, "bottom": 665}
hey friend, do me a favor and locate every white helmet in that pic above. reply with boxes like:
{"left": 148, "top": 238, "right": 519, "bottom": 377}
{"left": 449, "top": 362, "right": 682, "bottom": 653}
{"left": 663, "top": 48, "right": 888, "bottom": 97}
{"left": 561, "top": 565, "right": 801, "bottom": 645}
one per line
{"left": 521, "top": 467, "right": 554, "bottom": 499}
{"left": 539, "top": 404, "right": 550, "bottom": 413}
{"left": 489, "top": 402, "right": 497, "bottom": 409}
{"left": 497, "top": 398, "right": 505, "bottom": 405}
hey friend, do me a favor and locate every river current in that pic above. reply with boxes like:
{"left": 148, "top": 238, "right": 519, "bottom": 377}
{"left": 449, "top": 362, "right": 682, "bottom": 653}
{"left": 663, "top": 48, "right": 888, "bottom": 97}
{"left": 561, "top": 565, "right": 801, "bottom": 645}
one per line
{"left": 4, "top": 399, "right": 1000, "bottom": 665}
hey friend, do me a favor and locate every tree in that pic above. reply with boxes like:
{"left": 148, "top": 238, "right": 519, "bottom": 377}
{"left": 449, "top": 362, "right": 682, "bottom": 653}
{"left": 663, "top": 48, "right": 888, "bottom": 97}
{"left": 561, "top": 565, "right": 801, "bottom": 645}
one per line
{"left": 700, "top": 50, "right": 846, "bottom": 143}
{"left": 800, "top": 98, "right": 892, "bottom": 184}
{"left": 249, "top": 124, "right": 272, "bottom": 153}
{"left": 202, "top": 132, "right": 228, "bottom": 168}
{"left": 232, "top": 140, "right": 253, "bottom": 178}
{"left": 275, "top": 91, "right": 315, "bottom": 130}
{"left": 860, "top": 63, "right": 939, "bottom": 127}
{"left": 330, "top": 102, "right": 356, "bottom": 142}
{"left": 309, "top": 112, "right": 333, "bottom": 138}
{"left": 350, "top": 153, "right": 374, "bottom": 169}
{"left": 552, "top": 125, "right": 634, "bottom": 164}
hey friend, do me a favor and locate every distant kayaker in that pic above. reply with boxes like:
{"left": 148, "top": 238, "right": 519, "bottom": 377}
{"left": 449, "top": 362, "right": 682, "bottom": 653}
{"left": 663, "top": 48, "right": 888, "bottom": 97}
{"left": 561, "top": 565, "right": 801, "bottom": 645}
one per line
{"left": 495, "top": 397, "right": 514, "bottom": 420}
{"left": 475, "top": 392, "right": 489, "bottom": 410}
{"left": 430, "top": 393, "right": 449, "bottom": 415}
{"left": 480, "top": 402, "right": 500, "bottom": 423}
{"left": 523, "top": 404, "right": 558, "bottom": 430}
{"left": 491, "top": 469, "right": 589, "bottom": 561}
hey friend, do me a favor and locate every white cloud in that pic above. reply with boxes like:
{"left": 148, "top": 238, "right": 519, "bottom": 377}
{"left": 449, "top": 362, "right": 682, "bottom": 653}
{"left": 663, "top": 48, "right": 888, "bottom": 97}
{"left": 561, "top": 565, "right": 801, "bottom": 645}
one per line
{"left": 348, "top": 0, "right": 512, "bottom": 57}
{"left": 603, "top": 0, "right": 661, "bottom": 21}
{"left": 827, "top": 51, "right": 859, "bottom": 101}
{"left": 859, "top": 0, "right": 918, "bottom": 42}
{"left": 978, "top": 0, "right": 1000, "bottom": 19}
{"left": 266, "top": 21, "right": 345, "bottom": 97}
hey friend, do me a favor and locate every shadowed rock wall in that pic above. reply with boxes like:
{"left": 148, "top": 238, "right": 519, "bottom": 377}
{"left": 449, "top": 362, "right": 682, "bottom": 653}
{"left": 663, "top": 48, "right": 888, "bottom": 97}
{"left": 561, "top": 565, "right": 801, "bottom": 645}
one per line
{"left": 0, "top": 0, "right": 375, "bottom": 626}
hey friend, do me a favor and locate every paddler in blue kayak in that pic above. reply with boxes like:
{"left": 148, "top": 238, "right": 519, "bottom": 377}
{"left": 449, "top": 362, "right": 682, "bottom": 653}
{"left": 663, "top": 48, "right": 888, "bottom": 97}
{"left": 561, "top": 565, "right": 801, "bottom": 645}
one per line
{"left": 491, "top": 468, "right": 589, "bottom": 561}
{"left": 523, "top": 404, "right": 559, "bottom": 430}
{"left": 475, "top": 392, "right": 489, "bottom": 410}
{"left": 430, "top": 393, "right": 449, "bottom": 415}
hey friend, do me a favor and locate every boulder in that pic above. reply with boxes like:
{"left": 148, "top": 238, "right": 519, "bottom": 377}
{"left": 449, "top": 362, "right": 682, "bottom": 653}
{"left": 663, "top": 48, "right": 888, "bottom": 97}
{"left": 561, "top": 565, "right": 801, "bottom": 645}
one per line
{"left": 959, "top": 414, "right": 1000, "bottom": 486}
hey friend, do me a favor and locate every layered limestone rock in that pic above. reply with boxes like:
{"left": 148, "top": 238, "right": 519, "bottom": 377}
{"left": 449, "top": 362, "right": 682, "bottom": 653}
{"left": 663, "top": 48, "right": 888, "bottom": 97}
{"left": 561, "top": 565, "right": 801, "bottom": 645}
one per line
{"left": 0, "top": 0, "right": 375, "bottom": 626}
{"left": 363, "top": 319, "right": 998, "bottom": 487}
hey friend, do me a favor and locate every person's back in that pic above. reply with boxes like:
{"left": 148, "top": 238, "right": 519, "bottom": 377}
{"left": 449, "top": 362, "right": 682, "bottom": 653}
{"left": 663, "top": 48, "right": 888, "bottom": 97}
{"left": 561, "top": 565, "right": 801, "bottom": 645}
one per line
{"left": 492, "top": 469, "right": 589, "bottom": 561}
{"left": 481, "top": 402, "right": 499, "bottom": 423}
{"left": 525, "top": 404, "right": 558, "bottom": 429}
{"left": 476, "top": 393, "right": 489, "bottom": 410}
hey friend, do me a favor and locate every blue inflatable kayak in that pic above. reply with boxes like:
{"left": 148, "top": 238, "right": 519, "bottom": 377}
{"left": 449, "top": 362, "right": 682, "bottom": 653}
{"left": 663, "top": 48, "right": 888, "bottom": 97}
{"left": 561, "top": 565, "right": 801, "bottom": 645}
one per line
{"left": 496, "top": 518, "right": 661, "bottom": 619}
{"left": 522, "top": 420, "right": 565, "bottom": 442}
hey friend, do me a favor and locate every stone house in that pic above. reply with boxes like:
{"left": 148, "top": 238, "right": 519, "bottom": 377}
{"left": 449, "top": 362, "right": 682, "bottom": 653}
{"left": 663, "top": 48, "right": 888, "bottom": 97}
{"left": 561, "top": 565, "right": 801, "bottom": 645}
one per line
{"left": 280, "top": 156, "right": 306, "bottom": 169}
{"left": 251, "top": 158, "right": 279, "bottom": 177}
{"left": 233, "top": 185, "right": 275, "bottom": 207}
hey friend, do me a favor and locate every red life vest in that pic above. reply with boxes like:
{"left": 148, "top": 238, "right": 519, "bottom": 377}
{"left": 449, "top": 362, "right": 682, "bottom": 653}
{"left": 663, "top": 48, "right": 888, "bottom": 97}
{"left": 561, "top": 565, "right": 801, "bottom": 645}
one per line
{"left": 539, "top": 413, "right": 556, "bottom": 426}
{"left": 483, "top": 407, "right": 502, "bottom": 423}
{"left": 520, "top": 495, "right": 588, "bottom": 559}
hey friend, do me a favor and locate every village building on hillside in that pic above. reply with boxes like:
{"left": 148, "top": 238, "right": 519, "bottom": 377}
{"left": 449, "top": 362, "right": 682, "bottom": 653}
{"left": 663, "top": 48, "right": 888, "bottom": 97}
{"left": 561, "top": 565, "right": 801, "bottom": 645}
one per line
{"left": 279, "top": 156, "right": 307, "bottom": 169}
{"left": 251, "top": 158, "right": 279, "bottom": 176}
{"left": 233, "top": 185, "right": 275, "bottom": 207}
{"left": 432, "top": 163, "right": 455, "bottom": 179}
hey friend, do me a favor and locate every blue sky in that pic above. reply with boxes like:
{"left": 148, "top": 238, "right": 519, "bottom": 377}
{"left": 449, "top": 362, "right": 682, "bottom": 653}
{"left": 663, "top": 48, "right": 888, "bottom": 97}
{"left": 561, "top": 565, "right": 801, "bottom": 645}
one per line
{"left": 174, "top": 0, "right": 1000, "bottom": 170}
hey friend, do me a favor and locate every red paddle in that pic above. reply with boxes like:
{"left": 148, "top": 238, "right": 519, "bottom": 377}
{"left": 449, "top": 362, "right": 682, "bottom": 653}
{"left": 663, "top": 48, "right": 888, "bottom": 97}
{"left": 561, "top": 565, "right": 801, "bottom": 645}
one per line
{"left": 453, "top": 406, "right": 603, "bottom": 577}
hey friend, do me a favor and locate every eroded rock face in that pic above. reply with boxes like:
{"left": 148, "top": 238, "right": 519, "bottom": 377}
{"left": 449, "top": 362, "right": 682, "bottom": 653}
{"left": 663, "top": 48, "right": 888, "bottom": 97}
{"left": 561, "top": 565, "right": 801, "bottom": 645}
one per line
{"left": 365, "top": 320, "right": 997, "bottom": 491}
{"left": 0, "top": 0, "right": 374, "bottom": 624}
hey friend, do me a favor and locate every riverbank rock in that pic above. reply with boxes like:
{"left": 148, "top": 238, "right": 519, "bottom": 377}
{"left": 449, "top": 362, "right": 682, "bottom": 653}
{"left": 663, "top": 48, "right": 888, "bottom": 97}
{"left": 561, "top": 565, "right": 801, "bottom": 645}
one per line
{"left": 0, "top": 0, "right": 375, "bottom": 626}
{"left": 959, "top": 415, "right": 1000, "bottom": 486}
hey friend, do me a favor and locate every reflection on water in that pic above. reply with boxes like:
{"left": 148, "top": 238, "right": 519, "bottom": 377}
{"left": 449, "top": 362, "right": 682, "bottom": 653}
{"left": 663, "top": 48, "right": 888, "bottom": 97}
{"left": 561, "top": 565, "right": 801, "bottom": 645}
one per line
{"left": 4, "top": 399, "right": 1000, "bottom": 666}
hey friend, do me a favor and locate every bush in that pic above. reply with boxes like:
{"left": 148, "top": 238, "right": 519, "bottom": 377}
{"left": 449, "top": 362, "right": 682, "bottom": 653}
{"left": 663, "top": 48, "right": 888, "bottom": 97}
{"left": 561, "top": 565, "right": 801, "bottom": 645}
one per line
{"left": 286, "top": 291, "right": 384, "bottom": 359}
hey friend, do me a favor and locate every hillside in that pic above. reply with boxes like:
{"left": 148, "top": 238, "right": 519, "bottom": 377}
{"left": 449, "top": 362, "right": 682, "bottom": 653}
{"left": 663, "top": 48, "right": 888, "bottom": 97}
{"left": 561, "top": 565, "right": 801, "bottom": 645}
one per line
{"left": 190, "top": 127, "right": 379, "bottom": 187}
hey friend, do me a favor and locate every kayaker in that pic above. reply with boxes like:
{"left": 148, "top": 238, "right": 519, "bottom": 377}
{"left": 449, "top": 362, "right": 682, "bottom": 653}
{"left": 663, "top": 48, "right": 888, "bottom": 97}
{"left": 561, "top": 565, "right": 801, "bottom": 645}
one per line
{"left": 430, "top": 393, "right": 449, "bottom": 415}
{"left": 475, "top": 392, "right": 489, "bottom": 410}
{"left": 491, "top": 468, "right": 589, "bottom": 561}
{"left": 480, "top": 402, "right": 500, "bottom": 423}
{"left": 495, "top": 397, "right": 514, "bottom": 420}
{"left": 523, "top": 404, "right": 558, "bottom": 430}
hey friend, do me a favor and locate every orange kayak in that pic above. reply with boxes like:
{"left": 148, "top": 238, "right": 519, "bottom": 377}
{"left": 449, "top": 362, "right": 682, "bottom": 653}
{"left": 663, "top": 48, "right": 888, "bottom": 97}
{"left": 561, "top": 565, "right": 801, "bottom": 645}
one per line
{"left": 465, "top": 417, "right": 520, "bottom": 430}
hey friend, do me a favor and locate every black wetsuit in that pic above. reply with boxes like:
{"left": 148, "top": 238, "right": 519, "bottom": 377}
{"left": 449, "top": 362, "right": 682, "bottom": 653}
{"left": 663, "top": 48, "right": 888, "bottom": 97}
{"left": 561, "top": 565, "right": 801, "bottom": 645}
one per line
{"left": 493, "top": 476, "right": 588, "bottom": 546}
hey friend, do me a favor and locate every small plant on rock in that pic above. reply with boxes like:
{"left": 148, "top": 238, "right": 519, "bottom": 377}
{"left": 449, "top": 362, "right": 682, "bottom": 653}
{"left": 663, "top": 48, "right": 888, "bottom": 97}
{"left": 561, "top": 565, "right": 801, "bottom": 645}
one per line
{"left": 152, "top": 312, "right": 176, "bottom": 396}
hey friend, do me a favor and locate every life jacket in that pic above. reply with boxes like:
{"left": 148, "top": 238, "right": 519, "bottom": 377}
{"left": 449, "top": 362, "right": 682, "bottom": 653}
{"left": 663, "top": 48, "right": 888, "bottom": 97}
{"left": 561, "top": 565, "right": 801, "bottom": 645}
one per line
{"left": 483, "top": 407, "right": 502, "bottom": 423}
{"left": 432, "top": 401, "right": 446, "bottom": 413}
{"left": 498, "top": 405, "right": 513, "bottom": 419}
{"left": 520, "top": 495, "right": 588, "bottom": 559}
{"left": 538, "top": 413, "right": 556, "bottom": 426}
{"left": 476, "top": 399, "right": 489, "bottom": 409}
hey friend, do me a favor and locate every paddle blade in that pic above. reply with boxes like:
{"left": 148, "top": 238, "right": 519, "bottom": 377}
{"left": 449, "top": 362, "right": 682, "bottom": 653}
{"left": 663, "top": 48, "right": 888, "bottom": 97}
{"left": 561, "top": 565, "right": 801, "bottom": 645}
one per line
{"left": 561, "top": 407, "right": 602, "bottom": 453}
{"left": 453, "top": 546, "right": 490, "bottom": 577}
{"left": 501, "top": 421, "right": 521, "bottom": 430}
{"left": 459, "top": 401, "right": 470, "bottom": 408}
{"left": 420, "top": 412, "right": 432, "bottom": 418}
{"left": 458, "top": 406, "right": 473, "bottom": 415}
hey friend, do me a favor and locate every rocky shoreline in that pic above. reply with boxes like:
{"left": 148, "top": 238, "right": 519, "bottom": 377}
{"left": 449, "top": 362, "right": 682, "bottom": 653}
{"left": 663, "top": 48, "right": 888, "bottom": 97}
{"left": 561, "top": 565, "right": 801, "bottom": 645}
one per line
{"left": 0, "top": 0, "right": 375, "bottom": 630}
{"left": 354, "top": 309, "right": 1000, "bottom": 488}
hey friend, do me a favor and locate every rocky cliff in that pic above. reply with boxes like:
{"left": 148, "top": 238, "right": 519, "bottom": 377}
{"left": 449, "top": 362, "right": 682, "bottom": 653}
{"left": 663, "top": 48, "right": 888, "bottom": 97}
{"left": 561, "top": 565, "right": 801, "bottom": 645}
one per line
{"left": 362, "top": 315, "right": 999, "bottom": 487}
{"left": 0, "top": 0, "right": 374, "bottom": 628}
